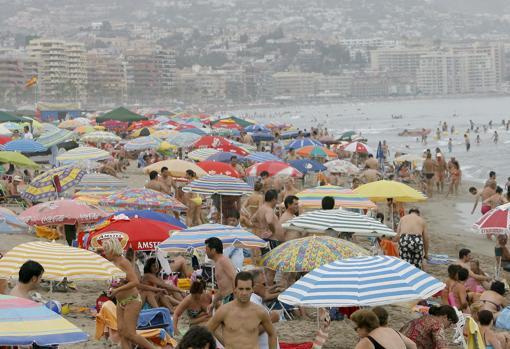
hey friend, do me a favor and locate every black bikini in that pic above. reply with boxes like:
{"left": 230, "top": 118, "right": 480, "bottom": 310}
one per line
{"left": 367, "top": 336, "right": 386, "bottom": 349}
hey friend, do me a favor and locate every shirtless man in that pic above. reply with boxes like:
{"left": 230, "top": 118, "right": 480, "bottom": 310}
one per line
{"left": 422, "top": 153, "right": 436, "bottom": 198}
{"left": 208, "top": 272, "right": 277, "bottom": 349}
{"left": 286, "top": 148, "right": 298, "bottom": 161}
{"left": 469, "top": 182, "right": 496, "bottom": 215}
{"left": 359, "top": 167, "right": 381, "bottom": 183}
{"left": 457, "top": 248, "right": 490, "bottom": 288}
{"left": 10, "top": 260, "right": 44, "bottom": 299}
{"left": 484, "top": 186, "right": 507, "bottom": 209}
{"left": 241, "top": 182, "right": 264, "bottom": 227}
{"left": 485, "top": 171, "right": 497, "bottom": 189}
{"left": 205, "top": 237, "right": 237, "bottom": 312}
{"left": 279, "top": 195, "right": 301, "bottom": 241}
{"left": 435, "top": 153, "right": 447, "bottom": 194}
{"left": 279, "top": 178, "right": 298, "bottom": 206}
{"left": 230, "top": 156, "right": 245, "bottom": 178}
{"left": 395, "top": 208, "right": 428, "bottom": 269}
{"left": 260, "top": 171, "right": 274, "bottom": 192}
{"left": 365, "top": 154, "right": 379, "bottom": 170}
{"left": 159, "top": 167, "right": 174, "bottom": 194}
{"left": 145, "top": 171, "right": 171, "bottom": 194}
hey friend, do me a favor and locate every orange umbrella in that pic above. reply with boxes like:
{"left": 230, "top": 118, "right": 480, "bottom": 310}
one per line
{"left": 296, "top": 146, "right": 337, "bottom": 159}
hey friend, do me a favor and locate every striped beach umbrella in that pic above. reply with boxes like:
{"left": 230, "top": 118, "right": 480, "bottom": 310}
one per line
{"left": 473, "top": 202, "right": 510, "bottom": 235}
{"left": 57, "top": 146, "right": 111, "bottom": 164}
{"left": 285, "top": 138, "right": 323, "bottom": 150}
{"left": 101, "top": 188, "right": 186, "bottom": 211}
{"left": 182, "top": 174, "right": 252, "bottom": 196}
{"left": 37, "top": 128, "right": 74, "bottom": 148}
{"left": 143, "top": 159, "right": 207, "bottom": 178}
{"left": 82, "top": 131, "right": 121, "bottom": 143}
{"left": 158, "top": 223, "right": 267, "bottom": 252}
{"left": 0, "top": 241, "right": 124, "bottom": 281}
{"left": 0, "top": 151, "right": 39, "bottom": 169}
{"left": 261, "top": 235, "right": 369, "bottom": 272}
{"left": 246, "top": 152, "right": 282, "bottom": 163}
{"left": 0, "top": 294, "right": 88, "bottom": 346}
{"left": 245, "top": 124, "right": 271, "bottom": 133}
{"left": 58, "top": 118, "right": 90, "bottom": 130}
{"left": 282, "top": 209, "right": 396, "bottom": 237}
{"left": 296, "top": 185, "right": 376, "bottom": 210}
{"left": 278, "top": 256, "right": 445, "bottom": 307}
{"left": 3, "top": 139, "right": 46, "bottom": 153}
{"left": 188, "top": 148, "right": 220, "bottom": 161}
{"left": 324, "top": 159, "right": 360, "bottom": 174}
{"left": 21, "top": 166, "right": 85, "bottom": 201}
{"left": 73, "top": 125, "right": 95, "bottom": 134}
{"left": 246, "top": 161, "right": 303, "bottom": 178}
{"left": 124, "top": 136, "right": 161, "bottom": 151}
{"left": 206, "top": 151, "right": 245, "bottom": 163}
{"left": 75, "top": 173, "right": 127, "bottom": 190}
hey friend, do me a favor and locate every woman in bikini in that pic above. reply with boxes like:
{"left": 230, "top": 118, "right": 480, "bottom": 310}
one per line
{"left": 141, "top": 257, "right": 185, "bottom": 311}
{"left": 102, "top": 238, "right": 155, "bottom": 349}
{"left": 446, "top": 160, "right": 461, "bottom": 197}
{"left": 240, "top": 181, "right": 264, "bottom": 227}
{"left": 184, "top": 170, "right": 203, "bottom": 227}
{"left": 441, "top": 265, "right": 461, "bottom": 305}
{"left": 448, "top": 267, "right": 471, "bottom": 313}
{"left": 172, "top": 279, "right": 212, "bottom": 337}
{"left": 477, "top": 281, "right": 508, "bottom": 318}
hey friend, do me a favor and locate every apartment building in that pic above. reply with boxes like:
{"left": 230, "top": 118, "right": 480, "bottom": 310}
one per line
{"left": 272, "top": 71, "right": 321, "bottom": 98}
{"left": 370, "top": 48, "right": 430, "bottom": 77}
{"left": 0, "top": 49, "right": 37, "bottom": 103}
{"left": 86, "top": 51, "right": 127, "bottom": 105}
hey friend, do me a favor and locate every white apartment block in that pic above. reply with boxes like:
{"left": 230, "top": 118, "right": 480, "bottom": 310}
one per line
{"left": 370, "top": 48, "right": 430, "bottom": 77}
{"left": 272, "top": 71, "right": 321, "bottom": 98}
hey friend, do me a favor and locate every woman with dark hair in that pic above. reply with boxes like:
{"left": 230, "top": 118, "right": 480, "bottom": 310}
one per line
{"left": 177, "top": 326, "right": 216, "bottom": 349}
{"left": 478, "top": 281, "right": 508, "bottom": 316}
{"left": 478, "top": 310, "right": 508, "bottom": 349}
{"left": 173, "top": 280, "right": 212, "bottom": 337}
{"left": 448, "top": 267, "right": 470, "bottom": 312}
{"left": 141, "top": 257, "right": 184, "bottom": 311}
{"left": 400, "top": 305, "right": 458, "bottom": 349}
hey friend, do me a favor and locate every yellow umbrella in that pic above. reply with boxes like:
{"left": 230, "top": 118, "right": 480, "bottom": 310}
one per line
{"left": 353, "top": 180, "right": 427, "bottom": 203}
{"left": 93, "top": 125, "right": 105, "bottom": 131}
{"left": 130, "top": 127, "right": 155, "bottom": 138}
{"left": 74, "top": 125, "right": 95, "bottom": 134}
{"left": 143, "top": 159, "right": 207, "bottom": 178}
{"left": 0, "top": 241, "right": 124, "bottom": 281}
{"left": 158, "top": 141, "right": 176, "bottom": 152}
{"left": 153, "top": 129, "right": 174, "bottom": 139}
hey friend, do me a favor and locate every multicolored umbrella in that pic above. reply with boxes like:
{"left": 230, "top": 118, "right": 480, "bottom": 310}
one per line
{"left": 183, "top": 174, "right": 252, "bottom": 196}
{"left": 0, "top": 294, "right": 89, "bottom": 346}
{"left": 246, "top": 152, "right": 282, "bottom": 163}
{"left": 0, "top": 135, "right": 12, "bottom": 144}
{"left": 101, "top": 188, "right": 186, "bottom": 211}
{"left": 0, "top": 151, "right": 39, "bottom": 169}
{"left": 246, "top": 161, "right": 303, "bottom": 177}
{"left": 82, "top": 131, "right": 121, "bottom": 143}
{"left": 188, "top": 148, "right": 220, "bottom": 161}
{"left": 21, "top": 166, "right": 85, "bottom": 201}
{"left": 261, "top": 236, "right": 369, "bottom": 272}
{"left": 106, "top": 210, "right": 186, "bottom": 229}
{"left": 206, "top": 151, "right": 245, "bottom": 163}
{"left": 245, "top": 124, "right": 271, "bottom": 133}
{"left": 158, "top": 223, "right": 267, "bottom": 252}
{"left": 58, "top": 118, "right": 90, "bottom": 129}
{"left": 197, "top": 161, "right": 241, "bottom": 178}
{"left": 296, "top": 146, "right": 337, "bottom": 159}
{"left": 124, "top": 136, "right": 161, "bottom": 151}
{"left": 36, "top": 128, "right": 74, "bottom": 148}
{"left": 20, "top": 199, "right": 107, "bottom": 226}
{"left": 324, "top": 159, "right": 360, "bottom": 174}
{"left": 342, "top": 141, "right": 373, "bottom": 154}
{"left": 57, "top": 146, "right": 111, "bottom": 164}
{"left": 0, "top": 241, "right": 124, "bottom": 281}
{"left": 282, "top": 209, "right": 396, "bottom": 237}
{"left": 144, "top": 159, "right": 207, "bottom": 178}
{"left": 279, "top": 256, "right": 445, "bottom": 307}
{"left": 285, "top": 138, "right": 323, "bottom": 150}
{"left": 289, "top": 159, "right": 327, "bottom": 174}
{"left": 0, "top": 211, "right": 29, "bottom": 234}
{"left": 353, "top": 180, "right": 427, "bottom": 203}
{"left": 296, "top": 185, "right": 376, "bottom": 210}
{"left": 75, "top": 173, "right": 127, "bottom": 190}
{"left": 3, "top": 139, "right": 46, "bottom": 153}
{"left": 473, "top": 203, "right": 510, "bottom": 235}
{"left": 192, "top": 136, "right": 248, "bottom": 156}
{"left": 73, "top": 125, "right": 95, "bottom": 134}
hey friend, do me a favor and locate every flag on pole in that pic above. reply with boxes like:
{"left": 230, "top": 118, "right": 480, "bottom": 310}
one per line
{"left": 25, "top": 76, "right": 37, "bottom": 88}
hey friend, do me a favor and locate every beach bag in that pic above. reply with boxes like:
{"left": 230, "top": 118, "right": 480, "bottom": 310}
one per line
{"left": 496, "top": 307, "right": 510, "bottom": 330}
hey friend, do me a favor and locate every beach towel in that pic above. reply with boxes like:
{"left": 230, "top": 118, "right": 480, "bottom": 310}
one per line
{"left": 35, "top": 226, "right": 60, "bottom": 240}
{"left": 465, "top": 316, "right": 486, "bottom": 349}
{"left": 495, "top": 307, "right": 510, "bottom": 330}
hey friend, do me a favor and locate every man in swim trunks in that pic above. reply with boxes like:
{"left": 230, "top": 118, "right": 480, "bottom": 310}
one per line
{"left": 279, "top": 195, "right": 301, "bottom": 241}
{"left": 485, "top": 171, "right": 497, "bottom": 188}
{"left": 470, "top": 182, "right": 496, "bottom": 215}
{"left": 435, "top": 153, "right": 447, "bottom": 194}
{"left": 422, "top": 152, "right": 436, "bottom": 198}
{"left": 456, "top": 248, "right": 491, "bottom": 287}
{"left": 395, "top": 208, "right": 428, "bottom": 269}
{"left": 145, "top": 170, "right": 171, "bottom": 195}
{"left": 159, "top": 167, "right": 175, "bottom": 195}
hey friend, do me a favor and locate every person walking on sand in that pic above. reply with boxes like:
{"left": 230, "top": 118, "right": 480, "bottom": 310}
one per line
{"left": 422, "top": 153, "right": 436, "bottom": 198}
{"left": 435, "top": 153, "right": 446, "bottom": 194}
{"left": 207, "top": 272, "right": 277, "bottom": 349}
{"left": 395, "top": 208, "right": 429, "bottom": 269}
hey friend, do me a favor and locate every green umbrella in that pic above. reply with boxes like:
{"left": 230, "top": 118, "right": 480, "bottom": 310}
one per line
{"left": 0, "top": 111, "right": 25, "bottom": 123}
{"left": 95, "top": 107, "right": 147, "bottom": 123}
{"left": 0, "top": 151, "right": 39, "bottom": 168}
{"left": 338, "top": 130, "right": 357, "bottom": 142}
{"left": 211, "top": 116, "right": 254, "bottom": 128}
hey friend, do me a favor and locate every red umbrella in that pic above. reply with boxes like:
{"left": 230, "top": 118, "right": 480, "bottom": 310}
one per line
{"left": 0, "top": 135, "right": 12, "bottom": 145}
{"left": 197, "top": 161, "right": 241, "bottom": 178}
{"left": 84, "top": 216, "right": 184, "bottom": 251}
{"left": 212, "top": 121, "right": 242, "bottom": 130}
{"left": 20, "top": 199, "right": 108, "bottom": 226}
{"left": 246, "top": 161, "right": 303, "bottom": 177}
{"left": 192, "top": 136, "right": 248, "bottom": 156}
{"left": 473, "top": 203, "right": 510, "bottom": 235}
{"left": 342, "top": 141, "right": 373, "bottom": 154}
{"left": 128, "top": 120, "right": 158, "bottom": 130}
{"left": 103, "top": 120, "right": 128, "bottom": 130}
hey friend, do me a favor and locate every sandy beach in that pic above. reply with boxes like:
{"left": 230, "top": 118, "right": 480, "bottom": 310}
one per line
{"left": 1, "top": 159, "right": 505, "bottom": 349}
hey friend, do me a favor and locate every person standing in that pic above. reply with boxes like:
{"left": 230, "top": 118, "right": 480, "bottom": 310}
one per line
{"left": 396, "top": 208, "right": 429, "bottom": 269}
{"left": 464, "top": 134, "right": 471, "bottom": 152}
{"left": 422, "top": 153, "right": 436, "bottom": 198}
{"left": 279, "top": 195, "right": 301, "bottom": 241}
{"left": 23, "top": 125, "right": 33, "bottom": 140}
{"left": 205, "top": 237, "right": 237, "bottom": 311}
{"left": 435, "top": 153, "right": 446, "bottom": 194}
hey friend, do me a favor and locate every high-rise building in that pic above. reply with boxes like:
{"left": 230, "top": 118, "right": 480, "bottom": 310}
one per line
{"left": 0, "top": 49, "right": 37, "bottom": 104}
{"left": 450, "top": 42, "right": 504, "bottom": 86}
{"left": 272, "top": 71, "right": 320, "bottom": 99}
{"left": 86, "top": 51, "right": 126, "bottom": 105}
{"left": 370, "top": 48, "right": 429, "bottom": 78}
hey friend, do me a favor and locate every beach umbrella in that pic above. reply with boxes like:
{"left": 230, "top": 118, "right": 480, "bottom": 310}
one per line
{"left": 73, "top": 190, "right": 117, "bottom": 206}
{"left": 206, "top": 151, "right": 246, "bottom": 163}
{"left": 101, "top": 188, "right": 186, "bottom": 211}
{"left": 37, "top": 128, "right": 74, "bottom": 148}
{"left": 0, "top": 241, "right": 124, "bottom": 281}
{"left": 296, "top": 146, "right": 337, "bottom": 159}
{"left": 0, "top": 125, "right": 12, "bottom": 136}
{"left": 0, "top": 135, "right": 12, "bottom": 144}
{"left": 153, "top": 129, "right": 174, "bottom": 139}
{"left": 144, "top": 159, "right": 207, "bottom": 178}
{"left": 197, "top": 161, "right": 241, "bottom": 178}
{"left": 212, "top": 116, "right": 253, "bottom": 128}
{"left": 182, "top": 174, "right": 252, "bottom": 196}
{"left": 129, "top": 127, "right": 154, "bottom": 138}
{"left": 2, "top": 122, "right": 23, "bottom": 131}
{"left": 166, "top": 131, "right": 202, "bottom": 147}
{"left": 246, "top": 152, "right": 282, "bottom": 163}
{"left": 285, "top": 138, "right": 323, "bottom": 150}
{"left": 124, "top": 136, "right": 161, "bottom": 151}
{"left": 395, "top": 154, "right": 424, "bottom": 163}
{"left": 21, "top": 166, "right": 85, "bottom": 201}
{"left": 296, "top": 185, "right": 376, "bottom": 210}
{"left": 192, "top": 135, "right": 248, "bottom": 156}
{"left": 102, "top": 120, "right": 128, "bottom": 130}
{"left": 324, "top": 159, "right": 359, "bottom": 175}
{"left": 289, "top": 159, "right": 327, "bottom": 174}
{"left": 282, "top": 209, "right": 396, "bottom": 237}
{"left": 245, "top": 124, "right": 271, "bottom": 133}
{"left": 338, "top": 130, "right": 357, "bottom": 142}
{"left": 75, "top": 173, "right": 127, "bottom": 190}
{"left": 19, "top": 199, "right": 107, "bottom": 226}
{"left": 213, "top": 119, "right": 243, "bottom": 130}
{"left": 106, "top": 210, "right": 186, "bottom": 229}
{"left": 230, "top": 139, "right": 256, "bottom": 153}
{"left": 0, "top": 111, "right": 25, "bottom": 122}
{"left": 179, "top": 127, "right": 207, "bottom": 136}
{"left": 354, "top": 180, "right": 427, "bottom": 203}
{"left": 319, "top": 136, "right": 340, "bottom": 145}
{"left": 246, "top": 161, "right": 303, "bottom": 178}
{"left": 57, "top": 146, "right": 111, "bottom": 164}
{"left": 73, "top": 125, "right": 95, "bottom": 134}
{"left": 188, "top": 148, "right": 220, "bottom": 161}
{"left": 82, "top": 131, "right": 121, "bottom": 143}
{"left": 158, "top": 223, "right": 267, "bottom": 252}
{"left": 473, "top": 203, "right": 510, "bottom": 235}
{"left": 3, "top": 139, "right": 46, "bottom": 153}
{"left": 278, "top": 256, "right": 445, "bottom": 307}
{"left": 0, "top": 211, "right": 29, "bottom": 234}
{"left": 251, "top": 132, "right": 275, "bottom": 143}
{"left": 261, "top": 235, "right": 369, "bottom": 272}
{"left": 84, "top": 216, "right": 184, "bottom": 251}
{"left": 343, "top": 141, "right": 373, "bottom": 154}
{"left": 95, "top": 107, "right": 147, "bottom": 123}
{"left": 0, "top": 151, "right": 39, "bottom": 169}
{"left": 0, "top": 294, "right": 88, "bottom": 346}
{"left": 58, "top": 118, "right": 90, "bottom": 130}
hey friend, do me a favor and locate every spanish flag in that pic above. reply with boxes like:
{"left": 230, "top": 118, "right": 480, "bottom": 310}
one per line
{"left": 25, "top": 76, "right": 37, "bottom": 88}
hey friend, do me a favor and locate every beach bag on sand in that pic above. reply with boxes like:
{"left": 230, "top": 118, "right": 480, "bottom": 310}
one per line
{"left": 496, "top": 307, "right": 510, "bottom": 330}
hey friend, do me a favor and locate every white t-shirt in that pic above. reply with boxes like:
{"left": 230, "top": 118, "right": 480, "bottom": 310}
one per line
{"left": 23, "top": 132, "right": 33, "bottom": 140}
{"left": 250, "top": 293, "right": 280, "bottom": 349}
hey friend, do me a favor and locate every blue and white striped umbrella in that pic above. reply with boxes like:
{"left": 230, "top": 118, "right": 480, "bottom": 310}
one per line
{"left": 206, "top": 151, "right": 246, "bottom": 163}
{"left": 285, "top": 138, "right": 323, "bottom": 150}
{"left": 37, "top": 128, "right": 74, "bottom": 148}
{"left": 246, "top": 152, "right": 282, "bottom": 163}
{"left": 2, "top": 122, "right": 23, "bottom": 131}
{"left": 188, "top": 148, "right": 220, "bottom": 161}
{"left": 182, "top": 174, "right": 253, "bottom": 196}
{"left": 250, "top": 132, "right": 275, "bottom": 142}
{"left": 245, "top": 124, "right": 271, "bottom": 133}
{"left": 167, "top": 132, "right": 201, "bottom": 147}
{"left": 124, "top": 136, "right": 161, "bottom": 151}
{"left": 158, "top": 223, "right": 267, "bottom": 252}
{"left": 279, "top": 256, "right": 445, "bottom": 307}
{"left": 3, "top": 139, "right": 47, "bottom": 153}
{"left": 57, "top": 146, "right": 111, "bottom": 164}
{"left": 82, "top": 131, "right": 121, "bottom": 143}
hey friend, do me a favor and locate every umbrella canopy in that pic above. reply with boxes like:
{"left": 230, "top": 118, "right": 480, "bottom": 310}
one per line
{"left": 75, "top": 173, "right": 127, "bottom": 190}
{"left": 296, "top": 146, "right": 337, "bottom": 159}
{"left": 82, "top": 131, "right": 121, "bottom": 143}
{"left": 251, "top": 132, "right": 275, "bottom": 143}
{"left": 245, "top": 124, "right": 271, "bottom": 133}
{"left": 124, "top": 136, "right": 161, "bottom": 151}
{"left": 188, "top": 148, "right": 220, "bottom": 161}
{"left": 324, "top": 159, "right": 359, "bottom": 175}
{"left": 158, "top": 223, "right": 267, "bottom": 252}
{"left": 166, "top": 131, "right": 201, "bottom": 147}
{"left": 179, "top": 127, "right": 207, "bottom": 136}
{"left": 395, "top": 154, "right": 424, "bottom": 163}
{"left": 0, "top": 151, "right": 39, "bottom": 169}
{"left": 0, "top": 241, "right": 124, "bottom": 281}
{"left": 96, "top": 107, "right": 147, "bottom": 123}
{"left": 182, "top": 174, "right": 252, "bottom": 196}
{"left": 473, "top": 203, "right": 510, "bottom": 235}
{"left": 246, "top": 152, "right": 282, "bottom": 163}
{"left": 0, "top": 111, "right": 25, "bottom": 122}
{"left": 0, "top": 135, "right": 12, "bottom": 144}
{"left": 261, "top": 235, "right": 369, "bottom": 272}
{"left": 102, "top": 120, "right": 128, "bottom": 130}
{"left": 129, "top": 127, "right": 154, "bottom": 138}
{"left": 338, "top": 130, "right": 357, "bottom": 142}
{"left": 354, "top": 180, "right": 427, "bottom": 202}
{"left": 246, "top": 161, "right": 303, "bottom": 178}
{"left": 20, "top": 199, "right": 108, "bottom": 226}
{"left": 282, "top": 209, "right": 396, "bottom": 237}
{"left": 107, "top": 210, "right": 186, "bottom": 229}
{"left": 57, "top": 146, "right": 111, "bottom": 164}
{"left": 21, "top": 166, "right": 85, "bottom": 201}
{"left": 197, "top": 161, "right": 241, "bottom": 178}
{"left": 85, "top": 216, "right": 184, "bottom": 251}
{"left": 3, "top": 139, "right": 46, "bottom": 153}
{"left": 296, "top": 185, "right": 376, "bottom": 210}
{"left": 102, "top": 188, "right": 186, "bottom": 211}
{"left": 143, "top": 159, "right": 207, "bottom": 178}
{"left": 0, "top": 294, "right": 88, "bottom": 346}
{"left": 343, "top": 141, "right": 373, "bottom": 154}
{"left": 0, "top": 125, "right": 12, "bottom": 136}
{"left": 73, "top": 125, "right": 95, "bottom": 134}
{"left": 37, "top": 128, "right": 74, "bottom": 148}
{"left": 285, "top": 138, "right": 323, "bottom": 150}
{"left": 289, "top": 159, "right": 327, "bottom": 174}
{"left": 0, "top": 211, "right": 29, "bottom": 234}
{"left": 206, "top": 151, "right": 245, "bottom": 163}
{"left": 2, "top": 122, "right": 23, "bottom": 131}
{"left": 58, "top": 118, "right": 90, "bottom": 130}
{"left": 279, "top": 256, "right": 445, "bottom": 307}
{"left": 212, "top": 116, "right": 253, "bottom": 128}
{"left": 192, "top": 136, "right": 248, "bottom": 156}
